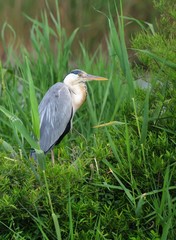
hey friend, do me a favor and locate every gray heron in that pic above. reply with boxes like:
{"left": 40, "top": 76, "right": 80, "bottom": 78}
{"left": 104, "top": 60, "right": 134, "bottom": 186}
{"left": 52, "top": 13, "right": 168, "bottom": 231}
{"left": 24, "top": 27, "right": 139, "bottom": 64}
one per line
{"left": 39, "top": 69, "right": 107, "bottom": 162}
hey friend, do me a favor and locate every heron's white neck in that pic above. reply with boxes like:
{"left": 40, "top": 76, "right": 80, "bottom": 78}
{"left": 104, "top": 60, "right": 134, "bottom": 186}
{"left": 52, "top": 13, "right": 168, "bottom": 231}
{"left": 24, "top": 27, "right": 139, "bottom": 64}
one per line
{"left": 65, "top": 82, "right": 87, "bottom": 114}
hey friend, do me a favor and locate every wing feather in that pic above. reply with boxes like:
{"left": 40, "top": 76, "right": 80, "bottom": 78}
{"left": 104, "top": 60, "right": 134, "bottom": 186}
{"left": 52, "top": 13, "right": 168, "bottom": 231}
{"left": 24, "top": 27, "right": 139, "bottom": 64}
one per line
{"left": 39, "top": 82, "right": 72, "bottom": 153}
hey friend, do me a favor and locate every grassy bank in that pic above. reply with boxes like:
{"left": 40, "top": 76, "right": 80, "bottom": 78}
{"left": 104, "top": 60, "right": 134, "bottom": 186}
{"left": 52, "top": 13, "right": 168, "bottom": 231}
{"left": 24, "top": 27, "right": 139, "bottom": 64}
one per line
{"left": 0, "top": 0, "right": 176, "bottom": 239}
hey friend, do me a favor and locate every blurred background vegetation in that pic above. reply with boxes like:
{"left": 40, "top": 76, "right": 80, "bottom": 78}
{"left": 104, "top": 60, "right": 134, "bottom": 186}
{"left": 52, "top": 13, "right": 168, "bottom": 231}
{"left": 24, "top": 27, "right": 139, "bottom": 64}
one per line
{"left": 0, "top": 0, "right": 157, "bottom": 62}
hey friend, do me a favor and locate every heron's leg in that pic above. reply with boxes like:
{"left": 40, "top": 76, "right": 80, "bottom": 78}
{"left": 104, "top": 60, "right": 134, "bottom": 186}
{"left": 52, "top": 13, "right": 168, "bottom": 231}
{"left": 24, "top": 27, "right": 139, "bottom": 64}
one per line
{"left": 51, "top": 149, "right": 55, "bottom": 165}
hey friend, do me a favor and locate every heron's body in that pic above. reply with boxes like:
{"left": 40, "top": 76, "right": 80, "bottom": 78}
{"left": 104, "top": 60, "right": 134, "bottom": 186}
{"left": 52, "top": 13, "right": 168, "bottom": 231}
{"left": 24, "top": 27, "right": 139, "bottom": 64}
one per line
{"left": 39, "top": 69, "right": 107, "bottom": 154}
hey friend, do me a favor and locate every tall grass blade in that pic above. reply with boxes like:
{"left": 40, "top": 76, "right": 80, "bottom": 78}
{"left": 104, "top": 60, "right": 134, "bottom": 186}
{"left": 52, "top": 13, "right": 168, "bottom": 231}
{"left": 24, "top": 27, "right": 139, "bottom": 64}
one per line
{"left": 1, "top": 22, "right": 16, "bottom": 63}
{"left": 93, "top": 121, "right": 125, "bottom": 128}
{"left": 135, "top": 194, "right": 146, "bottom": 217}
{"left": 161, "top": 217, "right": 172, "bottom": 240}
{"left": 105, "top": 128, "right": 120, "bottom": 161}
{"left": 141, "top": 90, "right": 149, "bottom": 144}
{"left": 24, "top": 14, "right": 56, "bottom": 37}
{"left": 5, "top": 88, "right": 32, "bottom": 129}
{"left": 0, "top": 221, "right": 24, "bottom": 240}
{"left": 134, "top": 49, "right": 176, "bottom": 70}
{"left": 68, "top": 189, "right": 74, "bottom": 240}
{"left": 160, "top": 167, "right": 172, "bottom": 240}
{"left": 103, "top": 159, "right": 136, "bottom": 207}
{"left": 43, "top": 170, "right": 62, "bottom": 240}
{"left": 124, "top": 16, "right": 156, "bottom": 35}
{"left": 108, "top": 2, "right": 134, "bottom": 96}
{"left": 98, "top": 72, "right": 111, "bottom": 122}
{"left": 25, "top": 57, "right": 40, "bottom": 140}
{"left": 52, "top": 213, "right": 62, "bottom": 240}
{"left": 0, "top": 138, "right": 17, "bottom": 156}
{"left": 95, "top": 218, "right": 101, "bottom": 240}
{"left": 0, "top": 107, "right": 41, "bottom": 181}
{"left": 18, "top": 202, "right": 51, "bottom": 239}
{"left": 86, "top": 90, "right": 98, "bottom": 125}
{"left": 0, "top": 106, "right": 39, "bottom": 149}
{"left": 132, "top": 98, "right": 141, "bottom": 139}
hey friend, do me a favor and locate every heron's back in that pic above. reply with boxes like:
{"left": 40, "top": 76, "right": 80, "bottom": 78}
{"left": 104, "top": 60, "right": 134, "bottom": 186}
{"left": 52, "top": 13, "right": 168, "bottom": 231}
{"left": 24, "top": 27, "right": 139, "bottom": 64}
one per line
{"left": 39, "top": 82, "right": 73, "bottom": 153}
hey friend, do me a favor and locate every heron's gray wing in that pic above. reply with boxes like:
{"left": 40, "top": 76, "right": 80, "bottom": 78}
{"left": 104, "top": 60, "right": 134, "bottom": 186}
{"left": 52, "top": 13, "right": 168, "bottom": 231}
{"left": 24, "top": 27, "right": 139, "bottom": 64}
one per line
{"left": 39, "top": 82, "right": 72, "bottom": 153}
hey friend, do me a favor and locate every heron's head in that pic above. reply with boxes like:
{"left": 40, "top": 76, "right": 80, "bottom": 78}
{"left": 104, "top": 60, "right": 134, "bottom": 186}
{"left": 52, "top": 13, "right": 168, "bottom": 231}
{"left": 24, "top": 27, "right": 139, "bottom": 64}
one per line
{"left": 64, "top": 69, "right": 108, "bottom": 86}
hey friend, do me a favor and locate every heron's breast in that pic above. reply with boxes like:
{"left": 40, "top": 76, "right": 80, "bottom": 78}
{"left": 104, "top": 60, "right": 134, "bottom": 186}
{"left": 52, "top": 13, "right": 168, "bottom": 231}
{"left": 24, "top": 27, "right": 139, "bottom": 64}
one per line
{"left": 71, "top": 85, "right": 87, "bottom": 112}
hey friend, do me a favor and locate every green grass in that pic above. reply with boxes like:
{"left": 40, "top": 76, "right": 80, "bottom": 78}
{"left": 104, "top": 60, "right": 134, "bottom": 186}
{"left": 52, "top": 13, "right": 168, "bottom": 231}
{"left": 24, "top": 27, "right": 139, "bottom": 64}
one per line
{"left": 0, "top": 0, "right": 176, "bottom": 239}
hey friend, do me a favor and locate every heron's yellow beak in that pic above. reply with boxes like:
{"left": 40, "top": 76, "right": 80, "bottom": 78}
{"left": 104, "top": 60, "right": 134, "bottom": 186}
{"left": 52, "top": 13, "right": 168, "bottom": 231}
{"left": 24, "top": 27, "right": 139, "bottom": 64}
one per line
{"left": 84, "top": 74, "right": 108, "bottom": 81}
